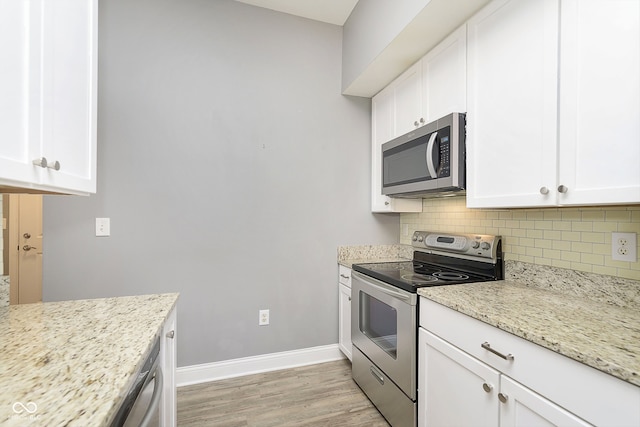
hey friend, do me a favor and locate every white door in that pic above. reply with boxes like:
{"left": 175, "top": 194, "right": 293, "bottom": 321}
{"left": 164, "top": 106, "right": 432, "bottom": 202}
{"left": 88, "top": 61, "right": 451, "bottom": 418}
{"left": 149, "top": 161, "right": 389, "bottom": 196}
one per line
{"left": 0, "top": 1, "right": 42, "bottom": 186}
{"left": 421, "top": 25, "right": 467, "bottom": 122}
{"left": 338, "top": 283, "right": 352, "bottom": 361}
{"left": 500, "top": 376, "right": 592, "bottom": 427}
{"left": 371, "top": 87, "right": 396, "bottom": 212}
{"left": 419, "top": 329, "right": 500, "bottom": 427}
{"left": 40, "top": 0, "right": 98, "bottom": 194}
{"left": 557, "top": 0, "right": 640, "bottom": 205}
{"left": 394, "top": 62, "right": 423, "bottom": 136}
{"left": 466, "top": 0, "right": 560, "bottom": 208}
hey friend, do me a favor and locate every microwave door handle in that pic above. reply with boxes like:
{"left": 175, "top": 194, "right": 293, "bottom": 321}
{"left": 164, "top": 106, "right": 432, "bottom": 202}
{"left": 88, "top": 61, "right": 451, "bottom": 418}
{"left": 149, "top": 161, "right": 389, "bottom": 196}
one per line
{"left": 426, "top": 132, "right": 438, "bottom": 178}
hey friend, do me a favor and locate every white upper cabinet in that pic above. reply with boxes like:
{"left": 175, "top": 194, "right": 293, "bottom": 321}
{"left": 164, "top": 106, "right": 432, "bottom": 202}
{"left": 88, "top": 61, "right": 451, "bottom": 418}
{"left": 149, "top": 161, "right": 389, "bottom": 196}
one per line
{"left": 394, "top": 63, "right": 423, "bottom": 136}
{"left": 466, "top": 0, "right": 640, "bottom": 208}
{"left": 0, "top": 0, "right": 97, "bottom": 195}
{"left": 371, "top": 85, "right": 423, "bottom": 213}
{"left": 557, "top": 0, "right": 640, "bottom": 205}
{"left": 0, "top": 1, "right": 41, "bottom": 186}
{"left": 466, "top": 0, "right": 560, "bottom": 208}
{"left": 421, "top": 25, "right": 467, "bottom": 123}
{"left": 369, "top": 25, "right": 468, "bottom": 213}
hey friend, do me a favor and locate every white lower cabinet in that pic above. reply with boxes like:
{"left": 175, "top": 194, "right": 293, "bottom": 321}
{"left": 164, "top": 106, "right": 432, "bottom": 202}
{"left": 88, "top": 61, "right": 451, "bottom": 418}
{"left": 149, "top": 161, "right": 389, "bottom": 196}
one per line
{"left": 419, "top": 328, "right": 499, "bottom": 427}
{"left": 419, "top": 329, "right": 590, "bottom": 427}
{"left": 418, "top": 297, "right": 640, "bottom": 427}
{"left": 160, "top": 305, "right": 177, "bottom": 427}
{"left": 338, "top": 265, "right": 352, "bottom": 360}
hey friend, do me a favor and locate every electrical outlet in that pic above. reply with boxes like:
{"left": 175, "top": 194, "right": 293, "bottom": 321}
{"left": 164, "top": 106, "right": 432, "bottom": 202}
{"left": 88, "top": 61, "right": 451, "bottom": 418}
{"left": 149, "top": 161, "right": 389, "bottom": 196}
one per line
{"left": 259, "top": 309, "right": 269, "bottom": 326}
{"left": 96, "top": 218, "right": 110, "bottom": 237}
{"left": 612, "top": 232, "right": 637, "bottom": 262}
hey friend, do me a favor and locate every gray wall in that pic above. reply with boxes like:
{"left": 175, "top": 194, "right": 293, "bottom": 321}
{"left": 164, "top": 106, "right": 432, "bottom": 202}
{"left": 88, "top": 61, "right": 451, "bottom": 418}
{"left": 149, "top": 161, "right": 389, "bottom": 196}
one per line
{"left": 42, "top": 0, "right": 399, "bottom": 367}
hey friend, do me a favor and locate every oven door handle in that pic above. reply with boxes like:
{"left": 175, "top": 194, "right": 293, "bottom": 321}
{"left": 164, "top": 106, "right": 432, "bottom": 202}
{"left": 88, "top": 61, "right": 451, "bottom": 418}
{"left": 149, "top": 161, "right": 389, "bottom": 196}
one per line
{"left": 352, "top": 271, "right": 415, "bottom": 303}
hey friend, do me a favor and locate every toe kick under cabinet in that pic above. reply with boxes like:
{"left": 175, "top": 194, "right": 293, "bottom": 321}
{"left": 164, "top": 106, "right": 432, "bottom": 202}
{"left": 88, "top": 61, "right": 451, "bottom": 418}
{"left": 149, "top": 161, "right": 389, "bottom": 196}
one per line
{"left": 418, "top": 297, "right": 640, "bottom": 427}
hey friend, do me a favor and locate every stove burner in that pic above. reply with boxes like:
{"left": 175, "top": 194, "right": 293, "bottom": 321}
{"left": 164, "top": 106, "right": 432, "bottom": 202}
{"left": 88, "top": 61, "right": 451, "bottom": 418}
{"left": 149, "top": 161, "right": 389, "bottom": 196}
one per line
{"left": 401, "top": 273, "right": 439, "bottom": 284}
{"left": 432, "top": 271, "right": 470, "bottom": 281}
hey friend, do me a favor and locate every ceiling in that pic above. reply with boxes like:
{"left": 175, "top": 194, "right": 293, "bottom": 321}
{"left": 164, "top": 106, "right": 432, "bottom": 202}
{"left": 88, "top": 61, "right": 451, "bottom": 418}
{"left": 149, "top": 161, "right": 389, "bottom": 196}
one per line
{"left": 233, "top": 0, "right": 359, "bottom": 26}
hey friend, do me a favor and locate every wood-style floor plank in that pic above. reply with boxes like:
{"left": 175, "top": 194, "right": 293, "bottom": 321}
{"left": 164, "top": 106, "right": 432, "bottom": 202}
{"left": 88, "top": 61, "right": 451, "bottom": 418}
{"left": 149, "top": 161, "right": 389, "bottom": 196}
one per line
{"left": 177, "top": 359, "right": 390, "bottom": 426}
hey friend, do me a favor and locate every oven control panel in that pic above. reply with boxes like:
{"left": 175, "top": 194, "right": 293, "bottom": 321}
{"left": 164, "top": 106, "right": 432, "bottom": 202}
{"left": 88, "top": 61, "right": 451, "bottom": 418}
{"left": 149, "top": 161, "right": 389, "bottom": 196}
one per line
{"left": 412, "top": 231, "right": 501, "bottom": 260}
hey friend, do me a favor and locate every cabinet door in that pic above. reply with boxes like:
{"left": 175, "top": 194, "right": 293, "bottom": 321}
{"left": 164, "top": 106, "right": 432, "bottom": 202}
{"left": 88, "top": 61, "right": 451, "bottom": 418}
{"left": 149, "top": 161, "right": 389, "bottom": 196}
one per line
{"left": 500, "top": 376, "right": 592, "bottom": 427}
{"left": 422, "top": 25, "right": 467, "bottom": 122}
{"left": 160, "top": 306, "right": 177, "bottom": 427}
{"left": 371, "top": 87, "right": 423, "bottom": 213}
{"left": 338, "top": 283, "right": 352, "bottom": 361}
{"left": 466, "top": 0, "right": 560, "bottom": 208}
{"left": 394, "top": 62, "right": 423, "bottom": 136}
{"left": 40, "top": 0, "right": 97, "bottom": 194}
{"left": 418, "top": 328, "right": 500, "bottom": 427}
{"left": 0, "top": 1, "right": 42, "bottom": 186}
{"left": 371, "top": 86, "right": 396, "bottom": 212}
{"left": 557, "top": 0, "right": 640, "bottom": 205}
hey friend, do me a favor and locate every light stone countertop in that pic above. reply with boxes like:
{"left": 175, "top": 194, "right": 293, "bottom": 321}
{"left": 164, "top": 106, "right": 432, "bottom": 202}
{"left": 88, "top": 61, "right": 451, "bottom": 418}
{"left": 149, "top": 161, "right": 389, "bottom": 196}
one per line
{"left": 337, "top": 244, "right": 413, "bottom": 268}
{"left": 418, "top": 281, "right": 640, "bottom": 387}
{"left": 0, "top": 293, "right": 179, "bottom": 427}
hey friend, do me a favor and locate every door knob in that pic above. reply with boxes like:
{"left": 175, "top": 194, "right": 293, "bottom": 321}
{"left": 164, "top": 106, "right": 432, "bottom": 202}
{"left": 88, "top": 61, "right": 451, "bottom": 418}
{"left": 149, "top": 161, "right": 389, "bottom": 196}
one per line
{"left": 23, "top": 233, "right": 31, "bottom": 239}
{"left": 22, "top": 245, "right": 37, "bottom": 251}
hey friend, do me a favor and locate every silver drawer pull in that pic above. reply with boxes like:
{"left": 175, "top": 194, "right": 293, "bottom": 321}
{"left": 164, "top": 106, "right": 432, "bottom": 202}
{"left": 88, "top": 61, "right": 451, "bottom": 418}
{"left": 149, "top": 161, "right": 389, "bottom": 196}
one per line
{"left": 481, "top": 342, "right": 514, "bottom": 361}
{"left": 340, "top": 274, "right": 350, "bottom": 279}
{"left": 498, "top": 392, "right": 508, "bottom": 403}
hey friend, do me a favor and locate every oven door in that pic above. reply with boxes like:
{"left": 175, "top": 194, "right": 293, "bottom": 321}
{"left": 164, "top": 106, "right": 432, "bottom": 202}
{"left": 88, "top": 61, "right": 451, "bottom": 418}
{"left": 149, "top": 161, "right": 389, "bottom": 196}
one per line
{"left": 351, "top": 270, "right": 417, "bottom": 399}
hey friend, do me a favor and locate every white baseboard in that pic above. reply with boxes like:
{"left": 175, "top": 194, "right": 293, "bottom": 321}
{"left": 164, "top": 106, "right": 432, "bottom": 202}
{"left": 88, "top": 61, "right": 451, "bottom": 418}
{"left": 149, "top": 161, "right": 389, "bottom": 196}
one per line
{"left": 177, "top": 344, "right": 346, "bottom": 387}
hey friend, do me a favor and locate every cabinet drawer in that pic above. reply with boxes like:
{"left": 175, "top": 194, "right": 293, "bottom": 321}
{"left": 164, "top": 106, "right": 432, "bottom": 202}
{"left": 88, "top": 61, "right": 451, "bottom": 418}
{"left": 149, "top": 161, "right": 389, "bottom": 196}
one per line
{"left": 338, "top": 265, "right": 352, "bottom": 288}
{"left": 420, "top": 297, "right": 640, "bottom": 427}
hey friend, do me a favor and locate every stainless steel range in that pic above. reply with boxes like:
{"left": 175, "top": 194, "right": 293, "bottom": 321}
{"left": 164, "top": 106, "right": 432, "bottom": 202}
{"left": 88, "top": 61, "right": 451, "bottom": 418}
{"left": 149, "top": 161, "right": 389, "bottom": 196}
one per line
{"left": 351, "top": 231, "right": 503, "bottom": 427}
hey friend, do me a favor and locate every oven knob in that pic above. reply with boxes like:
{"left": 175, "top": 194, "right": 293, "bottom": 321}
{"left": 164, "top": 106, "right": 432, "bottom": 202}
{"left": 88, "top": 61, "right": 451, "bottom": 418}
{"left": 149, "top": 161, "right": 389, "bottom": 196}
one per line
{"left": 412, "top": 235, "right": 418, "bottom": 241}
{"left": 417, "top": 236, "right": 424, "bottom": 242}
{"left": 481, "top": 242, "right": 491, "bottom": 250}
{"left": 472, "top": 241, "right": 480, "bottom": 249}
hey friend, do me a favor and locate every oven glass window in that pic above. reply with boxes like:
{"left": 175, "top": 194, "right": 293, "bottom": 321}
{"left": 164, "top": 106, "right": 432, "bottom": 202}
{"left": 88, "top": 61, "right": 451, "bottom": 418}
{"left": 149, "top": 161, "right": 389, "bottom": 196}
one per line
{"left": 359, "top": 292, "right": 397, "bottom": 359}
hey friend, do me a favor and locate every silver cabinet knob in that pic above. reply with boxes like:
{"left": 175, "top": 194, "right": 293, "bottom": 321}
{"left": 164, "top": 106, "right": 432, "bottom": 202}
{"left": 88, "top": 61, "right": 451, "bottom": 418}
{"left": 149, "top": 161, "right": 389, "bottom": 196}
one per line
{"left": 539, "top": 186, "right": 549, "bottom": 195}
{"left": 47, "top": 160, "right": 61, "bottom": 171}
{"left": 32, "top": 157, "right": 48, "bottom": 168}
{"left": 498, "top": 393, "right": 508, "bottom": 403}
{"left": 166, "top": 330, "right": 175, "bottom": 339}
{"left": 384, "top": 201, "right": 390, "bottom": 206}
{"left": 414, "top": 120, "right": 419, "bottom": 127}
{"left": 348, "top": 296, "right": 351, "bottom": 301}
{"left": 558, "top": 185, "right": 568, "bottom": 193}
{"left": 482, "top": 383, "right": 493, "bottom": 393}
{"left": 22, "top": 245, "right": 37, "bottom": 251}
{"left": 419, "top": 117, "right": 425, "bottom": 124}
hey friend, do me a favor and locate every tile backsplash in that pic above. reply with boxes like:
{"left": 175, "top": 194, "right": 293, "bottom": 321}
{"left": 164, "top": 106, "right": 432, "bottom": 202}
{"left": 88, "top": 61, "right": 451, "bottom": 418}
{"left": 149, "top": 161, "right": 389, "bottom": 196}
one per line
{"left": 399, "top": 197, "right": 640, "bottom": 281}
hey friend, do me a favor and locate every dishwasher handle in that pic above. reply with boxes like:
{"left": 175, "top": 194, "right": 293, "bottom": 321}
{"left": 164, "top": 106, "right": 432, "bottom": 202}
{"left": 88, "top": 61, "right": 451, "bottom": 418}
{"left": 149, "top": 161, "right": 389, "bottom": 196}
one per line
{"left": 139, "top": 366, "right": 163, "bottom": 427}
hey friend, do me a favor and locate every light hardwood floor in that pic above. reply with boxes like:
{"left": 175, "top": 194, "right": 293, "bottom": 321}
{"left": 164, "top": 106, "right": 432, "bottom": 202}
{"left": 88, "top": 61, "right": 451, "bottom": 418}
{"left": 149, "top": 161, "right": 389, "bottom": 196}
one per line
{"left": 177, "top": 359, "right": 390, "bottom": 426}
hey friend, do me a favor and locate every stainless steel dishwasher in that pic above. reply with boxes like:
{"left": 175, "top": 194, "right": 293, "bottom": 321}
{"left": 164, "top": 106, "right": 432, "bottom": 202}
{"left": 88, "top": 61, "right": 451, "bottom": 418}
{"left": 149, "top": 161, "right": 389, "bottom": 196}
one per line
{"left": 111, "top": 336, "right": 163, "bottom": 427}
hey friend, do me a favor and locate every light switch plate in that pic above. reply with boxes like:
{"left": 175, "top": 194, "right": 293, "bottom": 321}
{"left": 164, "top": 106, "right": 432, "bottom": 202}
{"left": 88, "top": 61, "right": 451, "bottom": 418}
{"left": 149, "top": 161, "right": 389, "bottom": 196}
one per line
{"left": 96, "top": 218, "right": 110, "bottom": 237}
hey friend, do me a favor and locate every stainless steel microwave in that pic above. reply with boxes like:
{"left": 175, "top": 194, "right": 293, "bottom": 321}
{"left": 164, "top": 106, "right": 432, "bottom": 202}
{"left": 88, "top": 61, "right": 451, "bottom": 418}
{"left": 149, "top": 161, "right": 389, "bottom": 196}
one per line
{"left": 381, "top": 112, "right": 465, "bottom": 198}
